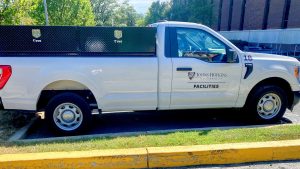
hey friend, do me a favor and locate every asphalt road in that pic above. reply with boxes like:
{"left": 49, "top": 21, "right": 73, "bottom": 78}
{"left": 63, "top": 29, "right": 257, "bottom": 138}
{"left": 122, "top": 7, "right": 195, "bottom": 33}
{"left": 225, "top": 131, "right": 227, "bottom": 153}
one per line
{"left": 24, "top": 104, "right": 300, "bottom": 139}
{"left": 171, "top": 160, "right": 300, "bottom": 169}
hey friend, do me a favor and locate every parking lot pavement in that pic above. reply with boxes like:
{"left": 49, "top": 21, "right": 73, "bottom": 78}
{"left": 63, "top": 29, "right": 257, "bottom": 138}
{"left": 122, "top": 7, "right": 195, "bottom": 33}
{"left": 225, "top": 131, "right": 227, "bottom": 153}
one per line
{"left": 171, "top": 160, "right": 300, "bottom": 169}
{"left": 24, "top": 104, "right": 300, "bottom": 139}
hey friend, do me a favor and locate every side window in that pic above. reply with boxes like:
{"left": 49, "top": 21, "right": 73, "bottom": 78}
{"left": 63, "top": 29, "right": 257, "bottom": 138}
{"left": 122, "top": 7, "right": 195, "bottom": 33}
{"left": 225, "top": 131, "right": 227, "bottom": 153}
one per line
{"left": 176, "top": 28, "right": 228, "bottom": 63}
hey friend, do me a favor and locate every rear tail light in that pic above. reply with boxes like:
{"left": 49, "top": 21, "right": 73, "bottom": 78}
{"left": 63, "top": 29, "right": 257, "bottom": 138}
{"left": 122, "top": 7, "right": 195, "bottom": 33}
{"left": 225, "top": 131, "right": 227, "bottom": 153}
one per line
{"left": 0, "top": 65, "right": 12, "bottom": 90}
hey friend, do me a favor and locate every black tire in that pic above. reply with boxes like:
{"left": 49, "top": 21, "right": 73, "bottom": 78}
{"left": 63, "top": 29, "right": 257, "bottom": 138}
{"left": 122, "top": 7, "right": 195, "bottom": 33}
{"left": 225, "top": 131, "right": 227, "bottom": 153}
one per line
{"left": 245, "top": 85, "right": 287, "bottom": 123}
{"left": 45, "top": 92, "right": 92, "bottom": 135}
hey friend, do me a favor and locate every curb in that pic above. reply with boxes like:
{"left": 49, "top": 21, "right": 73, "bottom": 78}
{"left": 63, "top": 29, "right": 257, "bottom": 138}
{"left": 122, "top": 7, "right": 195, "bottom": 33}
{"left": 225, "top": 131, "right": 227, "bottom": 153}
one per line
{"left": 1, "top": 139, "right": 300, "bottom": 169}
{"left": 0, "top": 148, "right": 148, "bottom": 169}
{"left": 147, "top": 139, "right": 300, "bottom": 168}
{"left": 8, "top": 117, "right": 38, "bottom": 142}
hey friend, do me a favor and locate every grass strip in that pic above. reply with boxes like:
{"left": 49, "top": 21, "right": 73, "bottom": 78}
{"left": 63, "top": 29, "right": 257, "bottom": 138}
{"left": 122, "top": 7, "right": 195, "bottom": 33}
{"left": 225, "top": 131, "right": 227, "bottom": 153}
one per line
{"left": 1, "top": 124, "right": 300, "bottom": 154}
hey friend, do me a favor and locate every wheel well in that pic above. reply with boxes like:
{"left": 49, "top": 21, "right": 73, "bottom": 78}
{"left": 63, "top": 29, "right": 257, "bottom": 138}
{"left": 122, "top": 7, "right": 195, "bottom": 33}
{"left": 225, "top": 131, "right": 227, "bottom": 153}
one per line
{"left": 37, "top": 80, "right": 98, "bottom": 111}
{"left": 247, "top": 77, "right": 294, "bottom": 109}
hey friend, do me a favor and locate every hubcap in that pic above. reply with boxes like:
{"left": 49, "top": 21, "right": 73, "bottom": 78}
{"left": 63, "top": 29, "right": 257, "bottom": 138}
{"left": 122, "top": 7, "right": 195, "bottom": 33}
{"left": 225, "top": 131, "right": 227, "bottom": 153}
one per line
{"left": 53, "top": 103, "right": 83, "bottom": 131}
{"left": 62, "top": 110, "right": 75, "bottom": 123}
{"left": 263, "top": 100, "right": 274, "bottom": 112}
{"left": 257, "top": 93, "right": 282, "bottom": 120}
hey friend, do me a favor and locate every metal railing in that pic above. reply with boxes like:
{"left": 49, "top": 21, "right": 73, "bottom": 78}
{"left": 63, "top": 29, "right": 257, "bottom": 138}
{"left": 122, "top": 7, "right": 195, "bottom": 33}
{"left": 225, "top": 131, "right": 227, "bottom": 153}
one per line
{"left": 220, "top": 29, "right": 300, "bottom": 58}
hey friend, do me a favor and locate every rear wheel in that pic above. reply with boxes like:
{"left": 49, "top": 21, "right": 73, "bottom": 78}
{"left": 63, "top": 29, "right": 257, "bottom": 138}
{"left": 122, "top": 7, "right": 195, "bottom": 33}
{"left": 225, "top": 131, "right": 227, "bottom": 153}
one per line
{"left": 45, "top": 93, "right": 92, "bottom": 135}
{"left": 246, "top": 85, "right": 287, "bottom": 122}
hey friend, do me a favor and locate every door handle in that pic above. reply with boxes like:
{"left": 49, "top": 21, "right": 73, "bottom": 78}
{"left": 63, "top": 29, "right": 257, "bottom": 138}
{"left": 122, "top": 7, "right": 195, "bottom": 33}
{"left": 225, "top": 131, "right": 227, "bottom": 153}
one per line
{"left": 177, "top": 67, "right": 193, "bottom": 71}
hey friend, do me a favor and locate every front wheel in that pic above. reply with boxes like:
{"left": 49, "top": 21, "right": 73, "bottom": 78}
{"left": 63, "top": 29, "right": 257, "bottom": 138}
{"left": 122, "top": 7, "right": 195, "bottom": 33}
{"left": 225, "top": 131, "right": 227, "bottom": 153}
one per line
{"left": 246, "top": 85, "right": 287, "bottom": 123}
{"left": 45, "top": 93, "right": 92, "bottom": 135}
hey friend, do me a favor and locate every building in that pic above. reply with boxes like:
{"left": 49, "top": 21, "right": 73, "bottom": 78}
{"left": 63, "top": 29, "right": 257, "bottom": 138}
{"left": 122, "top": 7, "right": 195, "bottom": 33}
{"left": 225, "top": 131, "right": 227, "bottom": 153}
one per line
{"left": 208, "top": 0, "right": 300, "bottom": 58}
{"left": 211, "top": 0, "right": 300, "bottom": 31}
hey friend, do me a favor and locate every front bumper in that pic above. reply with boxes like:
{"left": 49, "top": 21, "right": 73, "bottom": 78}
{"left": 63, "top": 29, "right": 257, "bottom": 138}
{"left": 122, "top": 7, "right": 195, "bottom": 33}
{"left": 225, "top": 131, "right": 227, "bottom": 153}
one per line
{"left": 0, "top": 97, "right": 3, "bottom": 110}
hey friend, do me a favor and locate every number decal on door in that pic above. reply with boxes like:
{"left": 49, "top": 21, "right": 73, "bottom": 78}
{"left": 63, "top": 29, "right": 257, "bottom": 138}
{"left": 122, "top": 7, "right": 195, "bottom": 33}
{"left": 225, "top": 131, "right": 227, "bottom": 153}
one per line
{"left": 244, "top": 55, "right": 253, "bottom": 61}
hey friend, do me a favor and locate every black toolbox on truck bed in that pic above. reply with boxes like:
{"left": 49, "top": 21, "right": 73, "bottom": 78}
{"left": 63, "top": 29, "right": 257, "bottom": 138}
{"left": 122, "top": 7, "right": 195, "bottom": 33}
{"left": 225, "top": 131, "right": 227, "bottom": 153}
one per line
{"left": 0, "top": 26, "right": 156, "bottom": 56}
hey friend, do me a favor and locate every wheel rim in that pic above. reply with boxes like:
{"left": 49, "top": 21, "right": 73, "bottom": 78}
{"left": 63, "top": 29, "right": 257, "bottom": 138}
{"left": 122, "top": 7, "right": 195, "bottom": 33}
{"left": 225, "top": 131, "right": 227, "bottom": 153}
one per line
{"left": 53, "top": 103, "right": 83, "bottom": 131}
{"left": 257, "top": 93, "right": 282, "bottom": 120}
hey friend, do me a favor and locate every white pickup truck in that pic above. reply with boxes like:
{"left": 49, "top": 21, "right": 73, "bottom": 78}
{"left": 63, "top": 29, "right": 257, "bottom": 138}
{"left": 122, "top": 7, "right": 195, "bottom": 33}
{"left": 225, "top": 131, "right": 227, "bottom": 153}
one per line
{"left": 0, "top": 21, "right": 300, "bottom": 134}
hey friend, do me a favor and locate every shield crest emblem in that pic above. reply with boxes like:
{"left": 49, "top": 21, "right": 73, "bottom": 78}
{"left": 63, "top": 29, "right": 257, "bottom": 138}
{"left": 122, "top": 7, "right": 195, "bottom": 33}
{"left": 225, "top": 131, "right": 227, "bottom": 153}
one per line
{"left": 32, "top": 29, "right": 41, "bottom": 38}
{"left": 114, "top": 30, "right": 122, "bottom": 39}
{"left": 188, "top": 72, "right": 196, "bottom": 80}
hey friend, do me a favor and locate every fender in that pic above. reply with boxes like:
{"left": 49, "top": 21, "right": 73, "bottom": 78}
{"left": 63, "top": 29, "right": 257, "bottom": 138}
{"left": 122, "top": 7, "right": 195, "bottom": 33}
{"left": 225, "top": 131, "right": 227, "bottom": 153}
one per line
{"left": 32, "top": 71, "right": 102, "bottom": 110}
{"left": 236, "top": 68, "right": 298, "bottom": 108}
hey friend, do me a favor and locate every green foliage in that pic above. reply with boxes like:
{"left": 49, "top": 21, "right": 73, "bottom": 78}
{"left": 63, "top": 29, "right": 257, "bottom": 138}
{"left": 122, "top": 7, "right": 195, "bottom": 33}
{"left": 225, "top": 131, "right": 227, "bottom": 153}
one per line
{"left": 0, "top": 0, "right": 41, "bottom": 25}
{"left": 0, "top": 0, "right": 95, "bottom": 26}
{"left": 135, "top": 14, "right": 146, "bottom": 27}
{"left": 169, "top": 0, "right": 216, "bottom": 26}
{"left": 144, "top": 1, "right": 170, "bottom": 25}
{"left": 144, "top": 0, "right": 216, "bottom": 27}
{"left": 91, "top": 0, "right": 139, "bottom": 26}
{"left": 46, "top": 0, "right": 95, "bottom": 26}
{"left": 0, "top": 0, "right": 141, "bottom": 26}
{"left": 113, "top": 0, "right": 138, "bottom": 26}
{"left": 0, "top": 0, "right": 17, "bottom": 25}
{"left": 90, "top": 0, "right": 117, "bottom": 26}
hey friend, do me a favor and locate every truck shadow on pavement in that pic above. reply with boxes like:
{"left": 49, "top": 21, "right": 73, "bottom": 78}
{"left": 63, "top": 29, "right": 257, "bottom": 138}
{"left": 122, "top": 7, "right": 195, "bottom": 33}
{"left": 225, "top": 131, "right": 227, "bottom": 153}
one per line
{"left": 24, "top": 109, "right": 293, "bottom": 139}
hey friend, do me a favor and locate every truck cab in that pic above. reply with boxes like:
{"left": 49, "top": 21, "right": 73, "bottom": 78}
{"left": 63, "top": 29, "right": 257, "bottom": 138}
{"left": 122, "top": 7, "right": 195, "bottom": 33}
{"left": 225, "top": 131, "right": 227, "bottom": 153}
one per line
{"left": 0, "top": 21, "right": 300, "bottom": 134}
{"left": 155, "top": 21, "right": 299, "bottom": 111}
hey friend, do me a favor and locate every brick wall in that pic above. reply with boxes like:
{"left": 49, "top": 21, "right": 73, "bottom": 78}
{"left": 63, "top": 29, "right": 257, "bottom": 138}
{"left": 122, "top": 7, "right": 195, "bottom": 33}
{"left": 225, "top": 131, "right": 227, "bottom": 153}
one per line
{"left": 188, "top": 0, "right": 300, "bottom": 30}
{"left": 288, "top": 0, "right": 300, "bottom": 28}
{"left": 267, "top": 0, "right": 285, "bottom": 29}
{"left": 231, "top": 0, "right": 244, "bottom": 30}
{"left": 220, "top": 0, "right": 231, "bottom": 31}
{"left": 243, "top": 0, "right": 267, "bottom": 30}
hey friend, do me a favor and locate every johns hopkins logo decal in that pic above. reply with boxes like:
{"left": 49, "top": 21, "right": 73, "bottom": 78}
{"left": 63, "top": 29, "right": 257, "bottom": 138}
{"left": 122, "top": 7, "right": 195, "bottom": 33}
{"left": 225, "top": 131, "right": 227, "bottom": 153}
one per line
{"left": 188, "top": 72, "right": 195, "bottom": 80}
{"left": 32, "top": 29, "right": 41, "bottom": 38}
{"left": 114, "top": 30, "right": 122, "bottom": 39}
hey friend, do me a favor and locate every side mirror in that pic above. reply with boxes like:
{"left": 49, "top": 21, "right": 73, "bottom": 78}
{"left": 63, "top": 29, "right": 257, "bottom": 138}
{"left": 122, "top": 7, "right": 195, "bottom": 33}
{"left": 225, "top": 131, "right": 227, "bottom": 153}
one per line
{"left": 227, "top": 49, "right": 238, "bottom": 63}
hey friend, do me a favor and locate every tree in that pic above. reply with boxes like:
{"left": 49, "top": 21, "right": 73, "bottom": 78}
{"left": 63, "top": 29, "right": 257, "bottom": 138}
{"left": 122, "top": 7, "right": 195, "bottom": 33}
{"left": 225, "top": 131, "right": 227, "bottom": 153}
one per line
{"left": 0, "top": 0, "right": 41, "bottom": 25}
{"left": 0, "top": 0, "right": 96, "bottom": 26}
{"left": 90, "top": 0, "right": 118, "bottom": 26}
{"left": 0, "top": 0, "right": 15, "bottom": 24}
{"left": 144, "top": 1, "right": 170, "bottom": 25}
{"left": 135, "top": 14, "right": 145, "bottom": 26}
{"left": 169, "top": 0, "right": 215, "bottom": 27}
{"left": 113, "top": 0, "right": 138, "bottom": 26}
{"left": 43, "top": 0, "right": 95, "bottom": 26}
{"left": 91, "top": 0, "right": 139, "bottom": 26}
{"left": 144, "top": 0, "right": 216, "bottom": 27}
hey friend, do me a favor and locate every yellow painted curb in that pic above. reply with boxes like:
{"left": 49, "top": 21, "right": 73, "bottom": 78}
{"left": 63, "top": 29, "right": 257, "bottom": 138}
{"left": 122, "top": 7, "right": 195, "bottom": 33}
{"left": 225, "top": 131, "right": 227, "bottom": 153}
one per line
{"left": 1, "top": 140, "right": 300, "bottom": 169}
{"left": 0, "top": 148, "right": 148, "bottom": 169}
{"left": 148, "top": 139, "right": 300, "bottom": 168}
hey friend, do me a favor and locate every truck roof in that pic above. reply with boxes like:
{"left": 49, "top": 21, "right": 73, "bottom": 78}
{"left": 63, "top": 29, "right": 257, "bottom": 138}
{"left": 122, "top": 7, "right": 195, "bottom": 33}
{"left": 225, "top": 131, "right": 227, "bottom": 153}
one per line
{"left": 150, "top": 21, "right": 205, "bottom": 28}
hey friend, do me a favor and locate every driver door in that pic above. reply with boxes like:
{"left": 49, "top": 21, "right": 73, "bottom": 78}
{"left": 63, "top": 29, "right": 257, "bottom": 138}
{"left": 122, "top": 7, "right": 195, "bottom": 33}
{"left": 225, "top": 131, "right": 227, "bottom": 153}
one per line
{"left": 170, "top": 27, "right": 243, "bottom": 109}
